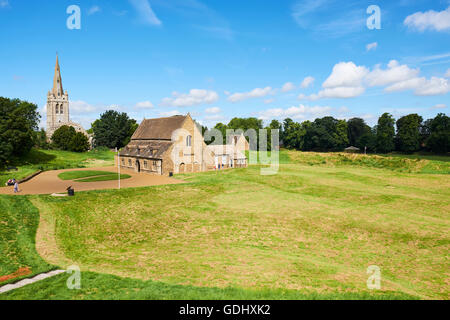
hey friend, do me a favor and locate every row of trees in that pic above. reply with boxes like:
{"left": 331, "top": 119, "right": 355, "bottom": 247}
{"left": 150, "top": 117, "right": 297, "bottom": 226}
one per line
{"left": 212, "top": 113, "right": 449, "bottom": 154}
{"left": 48, "top": 110, "right": 138, "bottom": 152}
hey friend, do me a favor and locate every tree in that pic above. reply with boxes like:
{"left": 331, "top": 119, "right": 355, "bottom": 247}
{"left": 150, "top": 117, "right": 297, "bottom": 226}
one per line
{"left": 358, "top": 127, "right": 377, "bottom": 153}
{"left": 282, "top": 118, "right": 304, "bottom": 149}
{"left": 228, "top": 117, "right": 263, "bottom": 132}
{"left": 0, "top": 97, "right": 40, "bottom": 167}
{"left": 69, "top": 132, "right": 90, "bottom": 152}
{"left": 92, "top": 110, "right": 137, "bottom": 149}
{"left": 212, "top": 122, "right": 228, "bottom": 144}
{"left": 336, "top": 119, "right": 349, "bottom": 150}
{"left": 303, "top": 117, "right": 346, "bottom": 151}
{"left": 51, "top": 125, "right": 89, "bottom": 152}
{"left": 376, "top": 113, "right": 395, "bottom": 153}
{"left": 52, "top": 125, "right": 77, "bottom": 151}
{"left": 33, "top": 128, "right": 50, "bottom": 149}
{"left": 426, "top": 113, "right": 449, "bottom": 153}
{"left": 347, "top": 118, "right": 367, "bottom": 147}
{"left": 396, "top": 114, "right": 423, "bottom": 153}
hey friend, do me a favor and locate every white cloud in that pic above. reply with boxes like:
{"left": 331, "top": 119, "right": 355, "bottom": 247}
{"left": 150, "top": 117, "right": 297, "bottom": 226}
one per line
{"left": 385, "top": 76, "right": 450, "bottom": 96}
{"left": 338, "top": 106, "right": 349, "bottom": 113}
{"left": 310, "top": 86, "right": 366, "bottom": 100}
{"left": 69, "top": 100, "right": 99, "bottom": 114}
{"left": 304, "top": 62, "right": 367, "bottom": 99}
{"left": 204, "top": 114, "right": 224, "bottom": 121}
{"left": 0, "top": 1, "right": 9, "bottom": 8}
{"left": 366, "top": 60, "right": 420, "bottom": 87}
{"left": 264, "top": 98, "right": 275, "bottom": 104}
{"left": 88, "top": 6, "right": 101, "bottom": 15}
{"left": 161, "top": 89, "right": 219, "bottom": 107}
{"left": 135, "top": 101, "right": 154, "bottom": 109}
{"left": 404, "top": 6, "right": 450, "bottom": 32}
{"left": 366, "top": 42, "right": 378, "bottom": 51}
{"left": 415, "top": 77, "right": 450, "bottom": 96}
{"left": 281, "top": 82, "right": 296, "bottom": 92}
{"left": 205, "top": 107, "right": 221, "bottom": 114}
{"left": 432, "top": 104, "right": 447, "bottom": 109}
{"left": 323, "top": 62, "right": 369, "bottom": 88}
{"left": 258, "top": 104, "right": 332, "bottom": 120}
{"left": 304, "top": 59, "right": 449, "bottom": 100}
{"left": 446, "top": 68, "right": 450, "bottom": 77}
{"left": 159, "top": 110, "right": 181, "bottom": 117}
{"left": 228, "top": 86, "right": 273, "bottom": 103}
{"left": 129, "top": 0, "right": 162, "bottom": 26}
{"left": 300, "top": 76, "right": 315, "bottom": 88}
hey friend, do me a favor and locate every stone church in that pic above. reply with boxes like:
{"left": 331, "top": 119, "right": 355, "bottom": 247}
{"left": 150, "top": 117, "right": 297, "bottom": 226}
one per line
{"left": 46, "top": 54, "right": 87, "bottom": 138}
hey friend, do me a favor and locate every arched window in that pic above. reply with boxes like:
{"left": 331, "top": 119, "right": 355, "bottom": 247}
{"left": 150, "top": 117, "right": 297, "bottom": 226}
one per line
{"left": 186, "top": 135, "right": 192, "bottom": 147}
{"left": 60, "top": 105, "right": 63, "bottom": 114}
{"left": 55, "top": 104, "right": 59, "bottom": 114}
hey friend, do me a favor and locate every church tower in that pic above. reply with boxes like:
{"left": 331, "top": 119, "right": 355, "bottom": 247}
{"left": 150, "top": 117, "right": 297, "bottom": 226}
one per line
{"left": 46, "top": 54, "right": 70, "bottom": 137}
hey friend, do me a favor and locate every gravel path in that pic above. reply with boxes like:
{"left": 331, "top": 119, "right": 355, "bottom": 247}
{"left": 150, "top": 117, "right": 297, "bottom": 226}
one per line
{"left": 0, "top": 166, "right": 184, "bottom": 195}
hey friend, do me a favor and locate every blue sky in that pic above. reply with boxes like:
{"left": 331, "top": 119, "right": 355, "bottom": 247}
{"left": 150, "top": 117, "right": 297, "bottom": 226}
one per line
{"left": 0, "top": 0, "right": 449, "bottom": 129}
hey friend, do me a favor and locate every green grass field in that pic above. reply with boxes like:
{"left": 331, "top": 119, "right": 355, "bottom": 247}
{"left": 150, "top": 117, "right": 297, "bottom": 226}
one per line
{"left": 58, "top": 170, "right": 131, "bottom": 182}
{"left": 0, "top": 148, "right": 115, "bottom": 186}
{"left": 0, "top": 150, "right": 448, "bottom": 300}
{"left": 0, "top": 196, "right": 55, "bottom": 286}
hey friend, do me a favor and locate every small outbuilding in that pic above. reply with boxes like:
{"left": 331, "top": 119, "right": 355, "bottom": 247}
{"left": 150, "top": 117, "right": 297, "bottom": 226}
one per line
{"left": 344, "top": 146, "right": 360, "bottom": 153}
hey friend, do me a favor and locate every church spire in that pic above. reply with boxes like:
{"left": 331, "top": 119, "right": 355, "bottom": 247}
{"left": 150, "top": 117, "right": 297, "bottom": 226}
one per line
{"left": 52, "top": 53, "right": 64, "bottom": 96}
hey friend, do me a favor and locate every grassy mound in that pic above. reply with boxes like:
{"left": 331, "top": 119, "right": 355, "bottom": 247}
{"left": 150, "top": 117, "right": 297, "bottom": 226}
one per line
{"left": 286, "top": 151, "right": 450, "bottom": 174}
{"left": 29, "top": 159, "right": 449, "bottom": 299}
{"left": 0, "top": 195, "right": 55, "bottom": 286}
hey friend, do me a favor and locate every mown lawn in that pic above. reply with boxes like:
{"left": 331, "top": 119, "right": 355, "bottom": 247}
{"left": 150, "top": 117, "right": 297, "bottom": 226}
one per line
{"left": 2, "top": 151, "right": 446, "bottom": 300}
{"left": 0, "top": 196, "right": 55, "bottom": 286}
{"left": 58, "top": 170, "right": 130, "bottom": 182}
{"left": 0, "top": 148, "right": 115, "bottom": 186}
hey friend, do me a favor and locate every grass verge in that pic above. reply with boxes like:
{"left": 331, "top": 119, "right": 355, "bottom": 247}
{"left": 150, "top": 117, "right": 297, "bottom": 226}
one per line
{"left": 0, "top": 195, "right": 55, "bottom": 286}
{"left": 0, "top": 271, "right": 417, "bottom": 300}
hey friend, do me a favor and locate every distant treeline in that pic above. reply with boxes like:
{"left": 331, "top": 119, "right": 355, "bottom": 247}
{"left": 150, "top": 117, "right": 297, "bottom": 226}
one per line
{"left": 210, "top": 113, "right": 449, "bottom": 154}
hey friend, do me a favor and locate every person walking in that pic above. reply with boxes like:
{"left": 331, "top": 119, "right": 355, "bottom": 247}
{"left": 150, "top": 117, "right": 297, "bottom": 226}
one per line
{"left": 13, "top": 181, "right": 19, "bottom": 193}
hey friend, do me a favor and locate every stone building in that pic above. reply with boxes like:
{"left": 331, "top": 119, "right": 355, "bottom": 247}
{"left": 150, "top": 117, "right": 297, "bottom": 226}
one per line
{"left": 119, "top": 114, "right": 248, "bottom": 175}
{"left": 207, "top": 134, "right": 248, "bottom": 169}
{"left": 119, "top": 114, "right": 216, "bottom": 175}
{"left": 46, "top": 54, "right": 87, "bottom": 138}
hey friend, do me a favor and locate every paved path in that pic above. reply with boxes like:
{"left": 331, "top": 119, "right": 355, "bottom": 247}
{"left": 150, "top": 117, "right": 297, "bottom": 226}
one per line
{"left": 0, "top": 270, "right": 65, "bottom": 294}
{"left": 0, "top": 166, "right": 184, "bottom": 195}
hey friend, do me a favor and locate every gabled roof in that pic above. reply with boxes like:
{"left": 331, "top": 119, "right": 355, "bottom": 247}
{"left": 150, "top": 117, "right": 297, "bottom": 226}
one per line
{"left": 131, "top": 115, "right": 187, "bottom": 140}
{"left": 119, "top": 140, "right": 173, "bottom": 159}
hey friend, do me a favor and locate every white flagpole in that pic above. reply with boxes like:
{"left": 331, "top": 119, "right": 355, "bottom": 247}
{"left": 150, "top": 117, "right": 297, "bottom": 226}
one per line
{"left": 117, "top": 148, "right": 121, "bottom": 190}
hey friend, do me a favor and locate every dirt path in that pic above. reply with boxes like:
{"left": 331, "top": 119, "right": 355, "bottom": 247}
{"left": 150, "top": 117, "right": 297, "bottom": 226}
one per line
{"left": 0, "top": 166, "right": 184, "bottom": 195}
